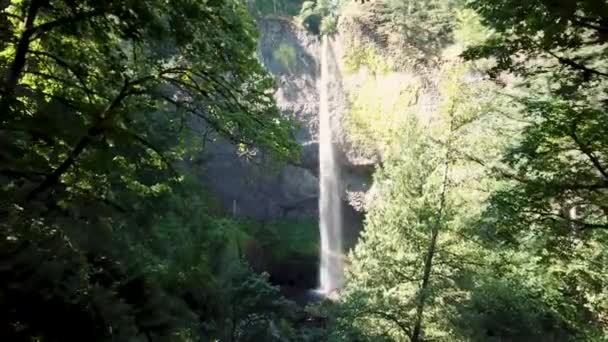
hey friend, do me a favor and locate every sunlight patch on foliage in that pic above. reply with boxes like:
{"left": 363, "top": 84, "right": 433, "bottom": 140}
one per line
{"left": 343, "top": 44, "right": 392, "bottom": 75}
{"left": 345, "top": 72, "right": 420, "bottom": 155}
{"left": 273, "top": 42, "right": 297, "bottom": 71}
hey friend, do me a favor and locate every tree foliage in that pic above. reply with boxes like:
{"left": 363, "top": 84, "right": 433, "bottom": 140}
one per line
{"left": 0, "top": 0, "right": 300, "bottom": 341}
{"left": 4, "top": 0, "right": 608, "bottom": 340}
{"left": 1, "top": 0, "right": 296, "bottom": 206}
{"left": 328, "top": 0, "right": 608, "bottom": 332}
{"left": 464, "top": 0, "right": 608, "bottom": 336}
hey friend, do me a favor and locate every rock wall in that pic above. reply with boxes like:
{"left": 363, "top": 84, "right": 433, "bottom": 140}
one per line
{"left": 198, "top": 19, "right": 319, "bottom": 223}
{"left": 197, "top": 8, "right": 457, "bottom": 233}
{"left": 198, "top": 18, "right": 369, "bottom": 250}
{"left": 195, "top": 17, "right": 374, "bottom": 290}
{"left": 196, "top": 10, "right": 464, "bottom": 288}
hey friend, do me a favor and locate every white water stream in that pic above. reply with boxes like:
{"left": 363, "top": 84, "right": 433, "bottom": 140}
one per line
{"left": 318, "top": 35, "right": 343, "bottom": 294}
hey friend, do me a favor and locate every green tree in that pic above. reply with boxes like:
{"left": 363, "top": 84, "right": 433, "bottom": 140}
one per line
{"left": 1, "top": 0, "right": 297, "bottom": 210}
{"left": 464, "top": 0, "right": 608, "bottom": 82}
{"left": 331, "top": 64, "right": 509, "bottom": 341}
{"left": 0, "top": 0, "right": 301, "bottom": 340}
{"left": 381, "top": 0, "right": 457, "bottom": 62}
{"left": 464, "top": 0, "right": 608, "bottom": 336}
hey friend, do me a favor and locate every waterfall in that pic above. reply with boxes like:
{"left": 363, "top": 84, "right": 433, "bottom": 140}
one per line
{"left": 318, "top": 35, "right": 343, "bottom": 294}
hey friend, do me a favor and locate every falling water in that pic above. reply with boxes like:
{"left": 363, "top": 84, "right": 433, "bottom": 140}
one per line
{"left": 318, "top": 35, "right": 343, "bottom": 294}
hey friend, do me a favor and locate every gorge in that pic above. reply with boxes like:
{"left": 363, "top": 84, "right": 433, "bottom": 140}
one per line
{"left": 197, "top": 18, "right": 372, "bottom": 295}
{"left": 3, "top": 0, "right": 608, "bottom": 340}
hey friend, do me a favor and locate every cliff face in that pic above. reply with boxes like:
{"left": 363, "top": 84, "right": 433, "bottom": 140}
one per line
{"left": 195, "top": 18, "right": 369, "bottom": 290}
{"left": 199, "top": 18, "right": 368, "bottom": 245}
{"left": 198, "top": 18, "right": 319, "bottom": 223}
{"left": 196, "top": 10, "right": 469, "bottom": 288}
{"left": 197, "top": 10, "right": 459, "bottom": 227}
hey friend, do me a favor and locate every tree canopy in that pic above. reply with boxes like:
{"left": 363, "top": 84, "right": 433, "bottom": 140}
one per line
{"left": 1, "top": 0, "right": 301, "bottom": 340}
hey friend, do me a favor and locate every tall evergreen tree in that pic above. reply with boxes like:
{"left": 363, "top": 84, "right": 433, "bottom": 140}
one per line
{"left": 464, "top": 0, "right": 608, "bottom": 336}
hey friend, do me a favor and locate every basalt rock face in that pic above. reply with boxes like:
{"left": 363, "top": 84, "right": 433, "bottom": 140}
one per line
{"left": 199, "top": 19, "right": 316, "bottom": 223}
{"left": 199, "top": 19, "right": 372, "bottom": 226}
{"left": 198, "top": 18, "right": 373, "bottom": 289}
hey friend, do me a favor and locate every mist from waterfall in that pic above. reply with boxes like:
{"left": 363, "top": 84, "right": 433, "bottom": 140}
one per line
{"left": 318, "top": 35, "right": 343, "bottom": 294}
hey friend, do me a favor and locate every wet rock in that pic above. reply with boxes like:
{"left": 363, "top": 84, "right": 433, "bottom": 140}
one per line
{"left": 197, "top": 18, "right": 375, "bottom": 223}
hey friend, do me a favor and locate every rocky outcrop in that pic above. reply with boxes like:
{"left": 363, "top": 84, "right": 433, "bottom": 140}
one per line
{"left": 197, "top": 19, "right": 319, "bottom": 222}
{"left": 194, "top": 19, "right": 374, "bottom": 292}
{"left": 196, "top": 10, "right": 475, "bottom": 290}
{"left": 198, "top": 18, "right": 373, "bottom": 231}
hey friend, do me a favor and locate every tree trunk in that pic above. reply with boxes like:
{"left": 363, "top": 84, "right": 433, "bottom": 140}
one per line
{"left": 1, "top": 0, "right": 44, "bottom": 114}
{"left": 411, "top": 128, "right": 452, "bottom": 342}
